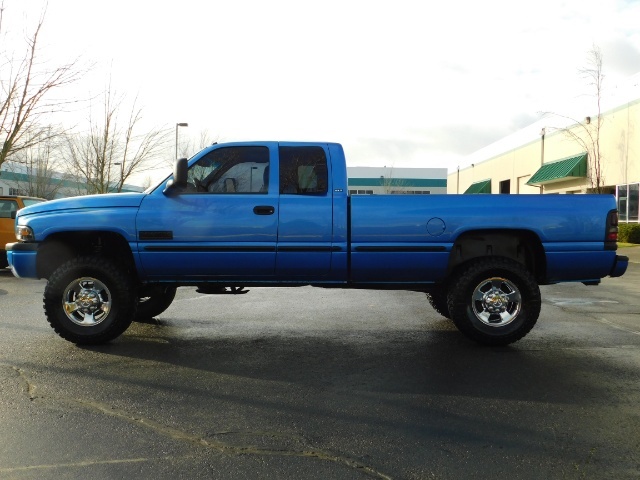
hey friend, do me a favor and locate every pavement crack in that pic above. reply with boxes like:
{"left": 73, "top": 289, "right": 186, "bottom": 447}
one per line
{"left": 0, "top": 367, "right": 392, "bottom": 479}
{"left": 598, "top": 317, "right": 640, "bottom": 336}
{"left": 0, "top": 456, "right": 188, "bottom": 474}
{"left": 1, "top": 363, "right": 38, "bottom": 401}
{"left": 73, "top": 399, "right": 393, "bottom": 479}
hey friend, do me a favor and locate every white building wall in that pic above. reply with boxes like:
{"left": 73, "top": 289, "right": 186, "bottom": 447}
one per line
{"left": 448, "top": 85, "right": 640, "bottom": 201}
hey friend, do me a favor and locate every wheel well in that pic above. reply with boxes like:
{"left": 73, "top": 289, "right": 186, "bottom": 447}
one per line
{"left": 37, "top": 231, "right": 135, "bottom": 279}
{"left": 448, "top": 230, "right": 546, "bottom": 282}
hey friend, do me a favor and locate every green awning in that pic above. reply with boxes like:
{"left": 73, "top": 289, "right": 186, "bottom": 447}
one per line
{"left": 464, "top": 179, "right": 491, "bottom": 194}
{"left": 526, "top": 153, "right": 587, "bottom": 185}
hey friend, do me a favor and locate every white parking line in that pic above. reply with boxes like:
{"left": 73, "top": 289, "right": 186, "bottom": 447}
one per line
{"left": 598, "top": 318, "right": 640, "bottom": 336}
{"left": 548, "top": 298, "right": 618, "bottom": 306}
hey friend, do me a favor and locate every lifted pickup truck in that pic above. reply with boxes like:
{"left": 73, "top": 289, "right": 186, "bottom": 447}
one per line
{"left": 6, "top": 142, "right": 629, "bottom": 346}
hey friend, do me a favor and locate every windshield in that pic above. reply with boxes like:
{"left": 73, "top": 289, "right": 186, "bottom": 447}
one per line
{"left": 22, "top": 198, "right": 45, "bottom": 208}
{"left": 144, "top": 173, "right": 170, "bottom": 194}
{"left": 144, "top": 145, "right": 223, "bottom": 194}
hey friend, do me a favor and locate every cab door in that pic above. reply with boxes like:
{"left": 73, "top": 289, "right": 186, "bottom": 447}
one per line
{"left": 136, "top": 144, "right": 278, "bottom": 280}
{"left": 276, "top": 145, "right": 333, "bottom": 278}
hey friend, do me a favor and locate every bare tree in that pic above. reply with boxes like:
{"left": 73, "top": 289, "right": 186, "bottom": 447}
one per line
{"left": 65, "top": 83, "right": 171, "bottom": 194}
{"left": 381, "top": 165, "right": 410, "bottom": 194}
{"left": 139, "top": 175, "right": 153, "bottom": 191}
{"left": 0, "top": 2, "right": 82, "bottom": 169}
{"left": 5, "top": 125, "right": 68, "bottom": 199}
{"left": 579, "top": 46, "right": 605, "bottom": 193}
{"left": 545, "top": 45, "right": 606, "bottom": 193}
{"left": 178, "top": 129, "right": 218, "bottom": 159}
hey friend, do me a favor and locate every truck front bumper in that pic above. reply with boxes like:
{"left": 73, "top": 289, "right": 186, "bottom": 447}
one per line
{"left": 610, "top": 255, "right": 629, "bottom": 278}
{"left": 6, "top": 242, "right": 39, "bottom": 278}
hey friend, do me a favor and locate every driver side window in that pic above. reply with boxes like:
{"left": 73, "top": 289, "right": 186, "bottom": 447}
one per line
{"left": 186, "top": 146, "right": 270, "bottom": 194}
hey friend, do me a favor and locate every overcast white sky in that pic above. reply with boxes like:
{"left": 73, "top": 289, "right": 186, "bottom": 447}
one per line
{"left": 5, "top": 0, "right": 640, "bottom": 179}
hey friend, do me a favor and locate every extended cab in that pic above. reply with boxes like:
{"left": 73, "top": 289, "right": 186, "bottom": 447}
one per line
{"left": 6, "top": 142, "right": 629, "bottom": 346}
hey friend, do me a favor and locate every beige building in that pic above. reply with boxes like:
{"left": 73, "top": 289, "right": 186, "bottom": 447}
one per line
{"left": 448, "top": 84, "right": 640, "bottom": 223}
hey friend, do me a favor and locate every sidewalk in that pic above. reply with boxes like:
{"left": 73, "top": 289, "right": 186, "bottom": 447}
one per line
{"left": 621, "top": 245, "right": 640, "bottom": 264}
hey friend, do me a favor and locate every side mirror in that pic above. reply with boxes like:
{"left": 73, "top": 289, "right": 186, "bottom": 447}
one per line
{"left": 163, "top": 157, "right": 188, "bottom": 195}
{"left": 10, "top": 210, "right": 17, "bottom": 220}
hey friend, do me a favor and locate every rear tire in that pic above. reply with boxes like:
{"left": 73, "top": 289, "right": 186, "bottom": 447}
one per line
{"left": 43, "top": 256, "right": 137, "bottom": 344}
{"left": 447, "top": 257, "right": 540, "bottom": 346}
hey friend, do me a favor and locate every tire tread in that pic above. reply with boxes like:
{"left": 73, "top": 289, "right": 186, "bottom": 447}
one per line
{"left": 43, "top": 256, "right": 136, "bottom": 344}
{"left": 446, "top": 257, "right": 540, "bottom": 346}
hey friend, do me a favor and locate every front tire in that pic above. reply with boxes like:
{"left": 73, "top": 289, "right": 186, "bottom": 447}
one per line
{"left": 43, "top": 256, "right": 137, "bottom": 344}
{"left": 447, "top": 258, "right": 540, "bottom": 346}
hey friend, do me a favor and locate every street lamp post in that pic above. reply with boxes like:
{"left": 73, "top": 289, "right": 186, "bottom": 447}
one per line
{"left": 175, "top": 122, "right": 189, "bottom": 160}
{"left": 113, "top": 162, "right": 124, "bottom": 192}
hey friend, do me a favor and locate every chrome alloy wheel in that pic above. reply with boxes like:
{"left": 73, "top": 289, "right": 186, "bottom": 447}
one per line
{"left": 62, "top": 277, "right": 112, "bottom": 326}
{"left": 471, "top": 277, "right": 522, "bottom": 327}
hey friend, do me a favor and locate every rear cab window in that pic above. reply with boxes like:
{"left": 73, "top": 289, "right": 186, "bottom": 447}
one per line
{"left": 278, "top": 146, "right": 328, "bottom": 195}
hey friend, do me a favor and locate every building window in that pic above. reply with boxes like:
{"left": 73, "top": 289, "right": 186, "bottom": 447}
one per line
{"left": 617, "top": 183, "right": 639, "bottom": 222}
{"left": 349, "top": 190, "right": 374, "bottom": 195}
{"left": 9, "top": 188, "right": 24, "bottom": 196}
{"left": 390, "top": 190, "right": 431, "bottom": 194}
{"left": 629, "top": 183, "right": 639, "bottom": 222}
{"left": 499, "top": 179, "right": 511, "bottom": 194}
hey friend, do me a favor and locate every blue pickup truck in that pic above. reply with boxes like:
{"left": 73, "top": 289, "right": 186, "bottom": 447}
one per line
{"left": 6, "top": 141, "right": 629, "bottom": 346}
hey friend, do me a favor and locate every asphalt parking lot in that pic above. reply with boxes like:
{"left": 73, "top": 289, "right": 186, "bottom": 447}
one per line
{"left": 0, "top": 251, "right": 639, "bottom": 479}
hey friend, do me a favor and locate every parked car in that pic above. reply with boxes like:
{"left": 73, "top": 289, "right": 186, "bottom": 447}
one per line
{"left": 0, "top": 195, "right": 45, "bottom": 268}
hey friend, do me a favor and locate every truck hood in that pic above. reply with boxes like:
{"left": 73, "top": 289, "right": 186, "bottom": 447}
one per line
{"left": 18, "top": 193, "right": 147, "bottom": 217}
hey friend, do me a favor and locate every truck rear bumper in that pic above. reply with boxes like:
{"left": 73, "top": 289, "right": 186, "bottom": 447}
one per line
{"left": 6, "top": 242, "right": 38, "bottom": 278}
{"left": 610, "top": 255, "right": 629, "bottom": 278}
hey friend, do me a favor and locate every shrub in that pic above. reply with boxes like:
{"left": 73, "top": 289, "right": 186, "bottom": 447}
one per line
{"left": 619, "top": 223, "right": 640, "bottom": 244}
